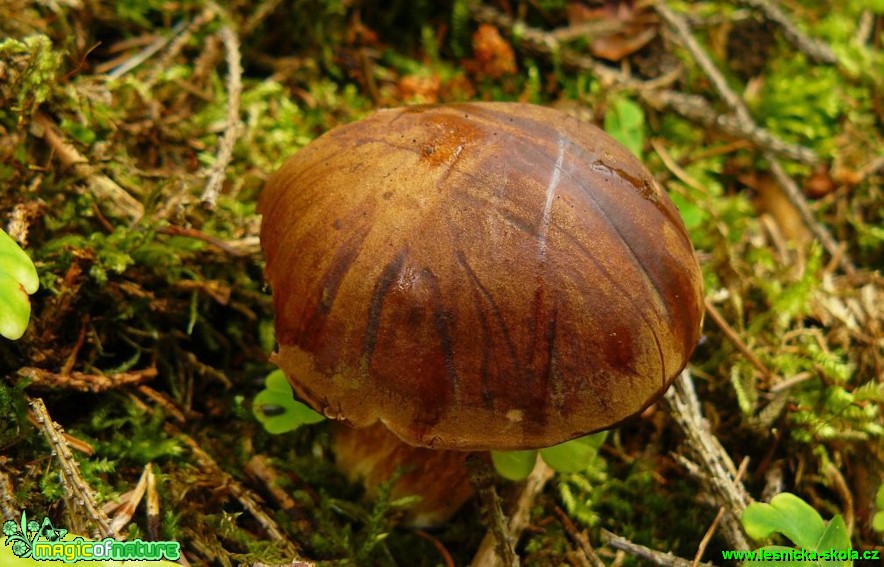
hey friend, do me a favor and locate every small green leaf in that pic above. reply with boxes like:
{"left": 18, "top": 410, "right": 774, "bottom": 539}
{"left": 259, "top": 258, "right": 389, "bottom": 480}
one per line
{"left": 0, "top": 229, "right": 39, "bottom": 340}
{"left": 265, "top": 368, "right": 294, "bottom": 393}
{"left": 253, "top": 370, "right": 325, "bottom": 434}
{"left": 490, "top": 450, "right": 537, "bottom": 481}
{"left": 872, "top": 511, "right": 884, "bottom": 532}
{"left": 742, "top": 493, "right": 826, "bottom": 550}
{"left": 539, "top": 432, "right": 606, "bottom": 473}
{"left": 670, "top": 192, "right": 706, "bottom": 230}
{"left": 604, "top": 97, "right": 645, "bottom": 158}
{"left": 817, "top": 515, "right": 851, "bottom": 567}
{"left": 0, "top": 230, "right": 38, "bottom": 294}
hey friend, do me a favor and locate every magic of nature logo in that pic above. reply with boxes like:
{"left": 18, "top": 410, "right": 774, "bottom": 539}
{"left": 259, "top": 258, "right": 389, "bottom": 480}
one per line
{"left": 3, "top": 510, "right": 180, "bottom": 563}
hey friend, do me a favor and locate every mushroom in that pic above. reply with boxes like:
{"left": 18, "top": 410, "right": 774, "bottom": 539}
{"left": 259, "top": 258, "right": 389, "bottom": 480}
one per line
{"left": 258, "top": 102, "right": 704, "bottom": 526}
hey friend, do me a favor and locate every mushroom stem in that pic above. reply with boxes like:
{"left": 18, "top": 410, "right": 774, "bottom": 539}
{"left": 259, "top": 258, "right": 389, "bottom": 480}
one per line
{"left": 331, "top": 422, "right": 474, "bottom": 527}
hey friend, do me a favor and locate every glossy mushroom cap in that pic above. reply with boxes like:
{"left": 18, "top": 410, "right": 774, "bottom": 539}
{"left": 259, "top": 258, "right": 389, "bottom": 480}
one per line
{"left": 259, "top": 102, "right": 704, "bottom": 451}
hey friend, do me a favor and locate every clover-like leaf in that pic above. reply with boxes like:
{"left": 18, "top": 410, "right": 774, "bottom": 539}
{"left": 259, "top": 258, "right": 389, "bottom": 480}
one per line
{"left": 539, "top": 432, "right": 607, "bottom": 474}
{"left": 254, "top": 369, "right": 325, "bottom": 434}
{"left": 604, "top": 97, "right": 645, "bottom": 158}
{"left": 0, "top": 229, "right": 39, "bottom": 341}
{"left": 742, "top": 492, "right": 826, "bottom": 550}
{"left": 490, "top": 450, "right": 537, "bottom": 481}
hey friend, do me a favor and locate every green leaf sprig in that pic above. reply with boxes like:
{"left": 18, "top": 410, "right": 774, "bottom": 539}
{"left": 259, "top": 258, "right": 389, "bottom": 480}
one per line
{"left": 253, "top": 369, "right": 325, "bottom": 434}
{"left": 0, "top": 229, "right": 39, "bottom": 340}
{"left": 491, "top": 432, "right": 607, "bottom": 480}
{"left": 741, "top": 492, "right": 853, "bottom": 566}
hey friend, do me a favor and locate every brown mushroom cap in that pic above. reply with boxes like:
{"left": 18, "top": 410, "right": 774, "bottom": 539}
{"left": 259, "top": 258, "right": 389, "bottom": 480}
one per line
{"left": 260, "top": 102, "right": 704, "bottom": 451}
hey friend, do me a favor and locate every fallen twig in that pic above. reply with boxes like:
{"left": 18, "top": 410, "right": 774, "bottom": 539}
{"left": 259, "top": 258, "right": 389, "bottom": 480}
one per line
{"left": 109, "top": 464, "right": 150, "bottom": 534}
{"left": 470, "top": 457, "right": 555, "bottom": 567}
{"left": 158, "top": 225, "right": 257, "bottom": 257}
{"left": 0, "top": 470, "right": 19, "bottom": 520}
{"left": 823, "top": 461, "right": 855, "bottom": 535}
{"left": 416, "top": 529, "right": 456, "bottom": 567}
{"left": 468, "top": 455, "right": 520, "bottom": 567}
{"left": 245, "top": 455, "right": 314, "bottom": 536}
{"left": 146, "top": 464, "right": 160, "bottom": 541}
{"left": 144, "top": 8, "right": 218, "bottom": 88}
{"left": 664, "top": 370, "right": 752, "bottom": 551}
{"left": 655, "top": 3, "right": 855, "bottom": 275}
{"left": 136, "top": 385, "right": 188, "bottom": 423}
{"left": 554, "top": 506, "right": 606, "bottom": 567}
{"left": 163, "top": 422, "right": 305, "bottom": 561}
{"left": 600, "top": 529, "right": 717, "bottom": 567}
{"left": 732, "top": 0, "right": 839, "bottom": 65}
{"left": 467, "top": 3, "right": 819, "bottom": 165}
{"left": 201, "top": 24, "right": 243, "bottom": 208}
{"left": 29, "top": 397, "right": 117, "bottom": 539}
{"left": 105, "top": 19, "right": 190, "bottom": 77}
{"left": 693, "top": 456, "right": 750, "bottom": 566}
{"left": 33, "top": 112, "right": 144, "bottom": 221}
{"left": 19, "top": 366, "right": 157, "bottom": 393}
{"left": 702, "top": 297, "right": 775, "bottom": 384}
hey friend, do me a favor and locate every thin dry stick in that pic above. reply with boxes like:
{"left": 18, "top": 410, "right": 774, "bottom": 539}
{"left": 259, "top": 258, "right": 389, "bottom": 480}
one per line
{"left": 0, "top": 470, "right": 20, "bottom": 520}
{"left": 201, "top": 24, "right": 243, "bottom": 208}
{"left": 245, "top": 455, "right": 300, "bottom": 514}
{"left": 146, "top": 464, "right": 160, "bottom": 541}
{"left": 643, "top": 89, "right": 818, "bottom": 165}
{"left": 158, "top": 225, "right": 256, "bottom": 257}
{"left": 468, "top": 455, "right": 520, "bottom": 567}
{"left": 656, "top": 3, "right": 753, "bottom": 132}
{"left": 29, "top": 397, "right": 117, "bottom": 539}
{"left": 18, "top": 366, "right": 157, "bottom": 393}
{"left": 823, "top": 461, "right": 855, "bottom": 535}
{"left": 467, "top": 2, "right": 819, "bottom": 165}
{"left": 692, "top": 456, "right": 750, "bottom": 566}
{"left": 471, "top": 457, "right": 555, "bottom": 567}
{"left": 415, "top": 529, "right": 457, "bottom": 567}
{"left": 136, "top": 385, "right": 187, "bottom": 423}
{"left": 110, "top": 464, "right": 150, "bottom": 534}
{"left": 600, "top": 529, "right": 717, "bottom": 567}
{"left": 106, "top": 19, "right": 190, "bottom": 77}
{"left": 702, "top": 298, "right": 775, "bottom": 383}
{"left": 245, "top": 455, "right": 313, "bottom": 536}
{"left": 144, "top": 7, "right": 218, "bottom": 88}
{"left": 655, "top": 3, "right": 855, "bottom": 276}
{"left": 33, "top": 112, "right": 144, "bottom": 221}
{"left": 28, "top": 410, "right": 96, "bottom": 455}
{"left": 163, "top": 422, "right": 304, "bottom": 560}
{"left": 554, "top": 506, "right": 606, "bottom": 567}
{"left": 242, "top": 0, "right": 284, "bottom": 35}
{"left": 732, "top": 0, "right": 838, "bottom": 65}
{"left": 664, "top": 370, "right": 752, "bottom": 551}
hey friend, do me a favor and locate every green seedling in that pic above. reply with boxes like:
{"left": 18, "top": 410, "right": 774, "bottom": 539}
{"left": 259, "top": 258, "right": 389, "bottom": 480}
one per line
{"left": 491, "top": 432, "right": 607, "bottom": 481}
{"left": 872, "top": 484, "right": 884, "bottom": 532}
{"left": 253, "top": 369, "right": 325, "bottom": 434}
{"left": 255, "top": 370, "right": 607, "bottom": 482}
{"left": 604, "top": 96, "right": 645, "bottom": 159}
{"left": 741, "top": 492, "right": 853, "bottom": 566}
{"left": 0, "top": 229, "right": 39, "bottom": 340}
